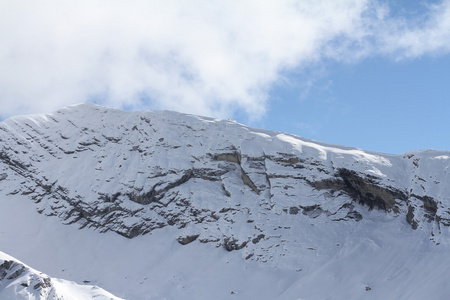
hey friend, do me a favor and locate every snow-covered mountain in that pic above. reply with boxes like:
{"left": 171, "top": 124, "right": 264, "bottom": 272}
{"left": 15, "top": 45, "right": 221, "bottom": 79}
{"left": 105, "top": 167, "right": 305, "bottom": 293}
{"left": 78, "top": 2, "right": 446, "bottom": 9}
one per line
{"left": 0, "top": 250, "right": 122, "bottom": 300}
{"left": 1, "top": 103, "right": 449, "bottom": 299}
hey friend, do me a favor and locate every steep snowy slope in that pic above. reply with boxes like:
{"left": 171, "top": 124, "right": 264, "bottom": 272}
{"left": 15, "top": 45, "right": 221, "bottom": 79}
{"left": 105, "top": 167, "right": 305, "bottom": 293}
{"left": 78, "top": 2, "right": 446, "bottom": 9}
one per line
{"left": 0, "top": 251, "right": 122, "bottom": 300}
{"left": 0, "top": 103, "right": 449, "bottom": 299}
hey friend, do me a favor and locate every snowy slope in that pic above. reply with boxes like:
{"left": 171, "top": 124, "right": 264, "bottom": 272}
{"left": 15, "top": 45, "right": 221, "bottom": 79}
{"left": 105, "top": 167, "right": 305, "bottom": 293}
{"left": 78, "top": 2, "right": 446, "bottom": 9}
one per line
{"left": 0, "top": 103, "right": 450, "bottom": 299}
{"left": 0, "top": 251, "right": 122, "bottom": 300}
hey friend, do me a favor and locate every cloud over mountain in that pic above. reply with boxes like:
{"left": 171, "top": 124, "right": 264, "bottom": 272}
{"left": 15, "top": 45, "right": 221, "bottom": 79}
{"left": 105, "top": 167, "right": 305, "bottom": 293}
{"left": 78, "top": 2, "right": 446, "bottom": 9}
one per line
{"left": 1, "top": 0, "right": 449, "bottom": 120}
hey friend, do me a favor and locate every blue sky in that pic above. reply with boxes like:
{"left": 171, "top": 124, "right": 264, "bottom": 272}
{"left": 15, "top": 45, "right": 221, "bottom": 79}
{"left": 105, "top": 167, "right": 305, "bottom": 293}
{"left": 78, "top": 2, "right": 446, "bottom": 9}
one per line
{"left": 1, "top": 1, "right": 449, "bottom": 154}
{"left": 259, "top": 55, "right": 450, "bottom": 154}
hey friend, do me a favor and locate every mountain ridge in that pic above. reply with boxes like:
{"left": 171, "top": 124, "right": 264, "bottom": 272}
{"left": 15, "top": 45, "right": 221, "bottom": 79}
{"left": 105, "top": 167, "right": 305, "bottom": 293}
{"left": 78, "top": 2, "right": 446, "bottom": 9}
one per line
{"left": 1, "top": 103, "right": 449, "bottom": 299}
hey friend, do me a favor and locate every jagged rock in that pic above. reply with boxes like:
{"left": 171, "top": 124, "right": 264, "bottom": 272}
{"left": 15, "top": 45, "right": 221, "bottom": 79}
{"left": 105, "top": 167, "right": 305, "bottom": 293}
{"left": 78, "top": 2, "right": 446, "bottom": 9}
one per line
{"left": 346, "top": 210, "right": 363, "bottom": 221}
{"left": 224, "top": 238, "right": 248, "bottom": 251}
{"left": 33, "top": 277, "right": 52, "bottom": 290}
{"left": 406, "top": 205, "right": 418, "bottom": 230}
{"left": 177, "top": 234, "right": 200, "bottom": 245}
{"left": 300, "top": 205, "right": 323, "bottom": 218}
{"left": 252, "top": 234, "right": 265, "bottom": 244}
{"left": 289, "top": 206, "right": 299, "bottom": 215}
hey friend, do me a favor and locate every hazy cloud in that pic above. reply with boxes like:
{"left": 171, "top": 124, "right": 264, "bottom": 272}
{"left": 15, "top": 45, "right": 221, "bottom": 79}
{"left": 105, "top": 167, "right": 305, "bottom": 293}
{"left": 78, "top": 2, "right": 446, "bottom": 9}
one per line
{"left": 1, "top": 0, "right": 449, "bottom": 119}
{"left": 379, "top": 0, "right": 450, "bottom": 58}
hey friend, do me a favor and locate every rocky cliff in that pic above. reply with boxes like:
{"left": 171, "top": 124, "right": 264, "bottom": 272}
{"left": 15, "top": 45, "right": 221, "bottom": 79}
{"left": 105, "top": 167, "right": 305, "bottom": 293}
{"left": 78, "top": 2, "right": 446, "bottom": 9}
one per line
{"left": 1, "top": 103, "right": 449, "bottom": 269}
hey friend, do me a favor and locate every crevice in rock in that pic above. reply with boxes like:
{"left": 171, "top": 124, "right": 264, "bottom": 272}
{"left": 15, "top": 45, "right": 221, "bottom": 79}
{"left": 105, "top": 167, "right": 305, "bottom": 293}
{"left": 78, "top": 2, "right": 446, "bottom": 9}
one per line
{"left": 128, "top": 170, "right": 193, "bottom": 205}
{"left": 213, "top": 151, "right": 260, "bottom": 194}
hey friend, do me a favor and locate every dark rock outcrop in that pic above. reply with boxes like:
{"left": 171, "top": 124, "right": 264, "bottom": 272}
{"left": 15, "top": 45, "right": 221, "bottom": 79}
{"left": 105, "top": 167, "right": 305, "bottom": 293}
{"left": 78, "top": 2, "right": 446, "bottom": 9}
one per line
{"left": 311, "top": 168, "right": 408, "bottom": 212}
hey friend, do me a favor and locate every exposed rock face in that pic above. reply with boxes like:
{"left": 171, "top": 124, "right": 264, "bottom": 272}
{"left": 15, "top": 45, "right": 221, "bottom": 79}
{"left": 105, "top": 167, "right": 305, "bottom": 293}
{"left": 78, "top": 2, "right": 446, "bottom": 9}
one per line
{"left": 311, "top": 168, "right": 408, "bottom": 212}
{"left": 1, "top": 103, "right": 450, "bottom": 264}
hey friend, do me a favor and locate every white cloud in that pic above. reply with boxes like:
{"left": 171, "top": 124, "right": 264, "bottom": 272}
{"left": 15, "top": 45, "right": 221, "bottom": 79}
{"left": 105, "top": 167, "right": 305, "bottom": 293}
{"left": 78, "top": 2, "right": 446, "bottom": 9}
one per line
{"left": 0, "top": 0, "right": 449, "bottom": 120}
{"left": 379, "top": 0, "right": 450, "bottom": 58}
